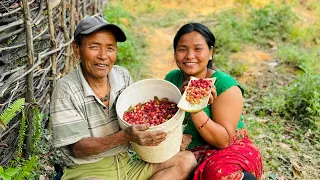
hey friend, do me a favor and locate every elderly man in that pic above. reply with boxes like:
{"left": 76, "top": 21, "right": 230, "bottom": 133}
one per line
{"left": 50, "top": 15, "right": 197, "bottom": 180}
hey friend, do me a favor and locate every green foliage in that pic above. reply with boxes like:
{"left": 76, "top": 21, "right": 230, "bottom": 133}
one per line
{"left": 6, "top": 103, "right": 52, "bottom": 179}
{"left": 281, "top": 73, "right": 320, "bottom": 131}
{"left": 289, "top": 21, "right": 320, "bottom": 45}
{"left": 212, "top": 10, "right": 250, "bottom": 54}
{"left": 32, "top": 107, "right": 43, "bottom": 153}
{"left": 0, "top": 156, "right": 38, "bottom": 180}
{"left": 104, "top": 3, "right": 150, "bottom": 81}
{"left": 104, "top": 3, "right": 133, "bottom": 26}
{"left": 249, "top": 3, "right": 298, "bottom": 44}
{"left": 277, "top": 45, "right": 319, "bottom": 72}
{"left": 253, "top": 73, "right": 320, "bottom": 134}
{"left": 0, "top": 167, "right": 19, "bottom": 180}
{"left": 229, "top": 61, "right": 248, "bottom": 77}
{"left": 16, "top": 109, "right": 26, "bottom": 158}
{"left": 140, "top": 9, "right": 187, "bottom": 28}
{"left": 235, "top": 0, "right": 253, "bottom": 5}
{"left": 0, "top": 98, "right": 25, "bottom": 125}
{"left": 13, "top": 156, "right": 39, "bottom": 180}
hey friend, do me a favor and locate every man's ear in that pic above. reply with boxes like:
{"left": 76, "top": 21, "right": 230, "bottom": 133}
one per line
{"left": 72, "top": 41, "right": 80, "bottom": 59}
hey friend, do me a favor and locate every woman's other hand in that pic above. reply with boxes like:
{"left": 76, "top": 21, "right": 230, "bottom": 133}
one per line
{"left": 180, "top": 134, "right": 192, "bottom": 151}
{"left": 208, "top": 85, "right": 217, "bottom": 105}
{"left": 124, "top": 124, "right": 167, "bottom": 146}
{"left": 179, "top": 78, "right": 190, "bottom": 94}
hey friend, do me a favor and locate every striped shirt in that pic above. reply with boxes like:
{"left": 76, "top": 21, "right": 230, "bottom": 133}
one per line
{"left": 50, "top": 65, "right": 133, "bottom": 166}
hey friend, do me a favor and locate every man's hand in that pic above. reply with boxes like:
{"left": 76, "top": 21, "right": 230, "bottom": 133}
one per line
{"left": 180, "top": 134, "right": 192, "bottom": 151}
{"left": 124, "top": 124, "right": 167, "bottom": 146}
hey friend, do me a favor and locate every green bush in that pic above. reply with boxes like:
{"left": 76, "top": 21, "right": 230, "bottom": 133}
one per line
{"left": 212, "top": 10, "right": 250, "bottom": 54}
{"left": 253, "top": 73, "right": 320, "bottom": 133}
{"left": 249, "top": 3, "right": 298, "bottom": 44}
{"left": 104, "top": 3, "right": 149, "bottom": 81}
{"left": 282, "top": 73, "right": 320, "bottom": 132}
{"left": 277, "top": 45, "right": 319, "bottom": 73}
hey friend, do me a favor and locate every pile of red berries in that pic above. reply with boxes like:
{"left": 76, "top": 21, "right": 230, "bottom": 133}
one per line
{"left": 123, "top": 96, "right": 178, "bottom": 126}
{"left": 186, "top": 79, "right": 212, "bottom": 104}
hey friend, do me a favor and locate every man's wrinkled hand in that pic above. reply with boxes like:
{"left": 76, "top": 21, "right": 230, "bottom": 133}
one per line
{"left": 125, "top": 124, "right": 167, "bottom": 146}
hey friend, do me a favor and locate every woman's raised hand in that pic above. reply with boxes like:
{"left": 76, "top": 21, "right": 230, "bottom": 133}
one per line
{"left": 208, "top": 85, "right": 217, "bottom": 105}
{"left": 179, "top": 78, "right": 190, "bottom": 94}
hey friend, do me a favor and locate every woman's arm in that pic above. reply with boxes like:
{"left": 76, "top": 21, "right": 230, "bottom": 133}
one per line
{"left": 190, "top": 86, "right": 243, "bottom": 149}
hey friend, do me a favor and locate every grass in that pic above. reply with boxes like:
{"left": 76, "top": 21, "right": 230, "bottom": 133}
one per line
{"left": 104, "top": 2, "right": 151, "bottom": 81}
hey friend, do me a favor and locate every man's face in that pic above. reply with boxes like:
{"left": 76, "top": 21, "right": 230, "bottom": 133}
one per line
{"left": 73, "top": 29, "right": 118, "bottom": 80}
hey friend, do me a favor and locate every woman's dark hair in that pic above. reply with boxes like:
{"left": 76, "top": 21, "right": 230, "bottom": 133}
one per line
{"left": 173, "top": 23, "right": 216, "bottom": 69}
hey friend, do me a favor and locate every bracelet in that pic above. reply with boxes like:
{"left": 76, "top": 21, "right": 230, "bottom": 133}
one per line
{"left": 197, "top": 118, "right": 210, "bottom": 130}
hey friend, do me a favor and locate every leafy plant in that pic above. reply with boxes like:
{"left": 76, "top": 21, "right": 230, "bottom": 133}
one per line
{"left": 281, "top": 73, "right": 320, "bottom": 132}
{"left": 104, "top": 2, "right": 150, "bottom": 81}
{"left": 0, "top": 166, "right": 19, "bottom": 180}
{"left": 13, "top": 156, "right": 39, "bottom": 180}
{"left": 32, "top": 107, "right": 43, "bottom": 153}
{"left": 0, "top": 156, "right": 39, "bottom": 180}
{"left": 212, "top": 9, "right": 249, "bottom": 54}
{"left": 277, "top": 45, "right": 319, "bottom": 73}
{"left": 0, "top": 98, "right": 25, "bottom": 126}
{"left": 15, "top": 108, "right": 26, "bottom": 158}
{"left": 249, "top": 3, "right": 298, "bottom": 44}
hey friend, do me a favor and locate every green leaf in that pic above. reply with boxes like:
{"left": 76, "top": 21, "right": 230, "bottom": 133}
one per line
{"left": 0, "top": 98, "right": 25, "bottom": 125}
{"left": 0, "top": 173, "right": 12, "bottom": 180}
{"left": 0, "top": 166, "right": 4, "bottom": 173}
{"left": 5, "top": 168, "right": 19, "bottom": 176}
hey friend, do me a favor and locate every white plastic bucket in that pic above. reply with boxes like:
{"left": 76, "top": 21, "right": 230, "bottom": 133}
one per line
{"left": 116, "top": 79, "right": 185, "bottom": 163}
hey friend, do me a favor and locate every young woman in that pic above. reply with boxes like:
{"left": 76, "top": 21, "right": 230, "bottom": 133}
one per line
{"left": 165, "top": 23, "right": 263, "bottom": 180}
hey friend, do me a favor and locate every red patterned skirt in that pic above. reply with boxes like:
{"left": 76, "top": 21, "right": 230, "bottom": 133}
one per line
{"left": 189, "top": 129, "right": 263, "bottom": 180}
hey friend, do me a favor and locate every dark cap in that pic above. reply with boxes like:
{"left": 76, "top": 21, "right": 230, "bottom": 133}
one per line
{"left": 74, "top": 15, "right": 126, "bottom": 42}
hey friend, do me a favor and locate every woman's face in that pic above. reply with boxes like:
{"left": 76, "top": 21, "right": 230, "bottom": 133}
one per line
{"left": 175, "top": 31, "right": 213, "bottom": 78}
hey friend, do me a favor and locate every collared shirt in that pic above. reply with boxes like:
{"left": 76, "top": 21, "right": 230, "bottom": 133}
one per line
{"left": 50, "top": 65, "right": 133, "bottom": 166}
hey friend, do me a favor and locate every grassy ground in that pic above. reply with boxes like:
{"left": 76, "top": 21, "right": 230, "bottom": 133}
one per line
{"left": 106, "top": 0, "right": 320, "bottom": 179}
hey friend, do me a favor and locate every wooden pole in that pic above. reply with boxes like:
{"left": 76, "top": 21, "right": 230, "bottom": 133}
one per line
{"left": 82, "top": 0, "right": 86, "bottom": 18}
{"left": 46, "top": 0, "right": 57, "bottom": 87}
{"left": 21, "top": 0, "right": 35, "bottom": 158}
{"left": 69, "top": 0, "right": 76, "bottom": 71}
{"left": 76, "top": 0, "right": 80, "bottom": 23}
{"left": 62, "top": 0, "right": 71, "bottom": 74}
{"left": 69, "top": 0, "right": 76, "bottom": 69}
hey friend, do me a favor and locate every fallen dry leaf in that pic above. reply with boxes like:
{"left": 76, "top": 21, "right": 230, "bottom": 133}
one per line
{"left": 279, "top": 142, "right": 291, "bottom": 150}
{"left": 290, "top": 160, "right": 302, "bottom": 177}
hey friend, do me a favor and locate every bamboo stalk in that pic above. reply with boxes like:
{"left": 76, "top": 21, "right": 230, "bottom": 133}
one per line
{"left": 46, "top": 0, "right": 57, "bottom": 87}
{"left": 61, "top": 0, "right": 71, "bottom": 74}
{"left": 77, "top": 0, "right": 82, "bottom": 20}
{"left": 69, "top": 0, "right": 76, "bottom": 70}
{"left": 82, "top": 0, "right": 86, "bottom": 17}
{"left": 21, "top": 0, "right": 35, "bottom": 158}
{"left": 76, "top": 0, "right": 80, "bottom": 24}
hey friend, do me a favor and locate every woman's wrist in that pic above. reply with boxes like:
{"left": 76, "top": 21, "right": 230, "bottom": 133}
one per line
{"left": 190, "top": 110, "right": 211, "bottom": 130}
{"left": 197, "top": 118, "right": 210, "bottom": 130}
